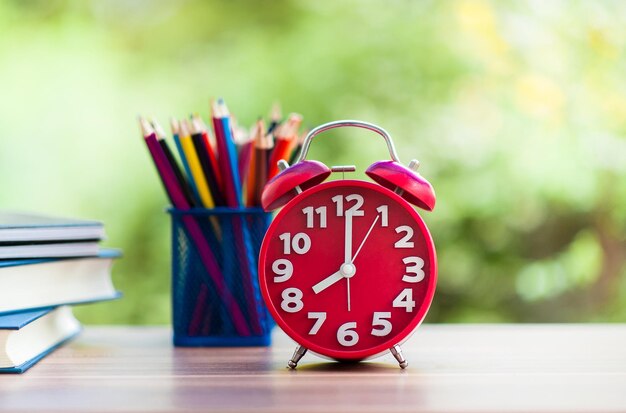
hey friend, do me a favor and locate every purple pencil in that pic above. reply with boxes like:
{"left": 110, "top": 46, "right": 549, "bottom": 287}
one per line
{"left": 139, "top": 117, "right": 251, "bottom": 336}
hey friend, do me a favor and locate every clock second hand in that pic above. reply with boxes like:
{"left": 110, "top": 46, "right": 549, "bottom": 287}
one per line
{"left": 351, "top": 213, "right": 381, "bottom": 264}
{"left": 347, "top": 276, "right": 351, "bottom": 312}
{"left": 347, "top": 212, "right": 380, "bottom": 312}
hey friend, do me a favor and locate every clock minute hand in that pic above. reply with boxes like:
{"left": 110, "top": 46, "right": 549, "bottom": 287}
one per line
{"left": 344, "top": 211, "right": 354, "bottom": 311}
{"left": 344, "top": 211, "right": 353, "bottom": 264}
{"left": 312, "top": 270, "right": 343, "bottom": 294}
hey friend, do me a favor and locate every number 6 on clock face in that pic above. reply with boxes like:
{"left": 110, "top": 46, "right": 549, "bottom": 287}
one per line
{"left": 259, "top": 179, "right": 437, "bottom": 361}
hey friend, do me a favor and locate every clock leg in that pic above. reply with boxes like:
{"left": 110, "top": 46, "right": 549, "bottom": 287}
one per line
{"left": 390, "top": 345, "right": 408, "bottom": 369}
{"left": 287, "top": 345, "right": 308, "bottom": 369}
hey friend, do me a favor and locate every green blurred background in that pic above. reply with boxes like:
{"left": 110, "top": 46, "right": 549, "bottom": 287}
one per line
{"left": 0, "top": 0, "right": 624, "bottom": 324}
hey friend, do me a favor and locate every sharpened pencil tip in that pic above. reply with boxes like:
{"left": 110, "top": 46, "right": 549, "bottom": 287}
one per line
{"left": 210, "top": 98, "right": 219, "bottom": 118}
{"left": 190, "top": 116, "right": 203, "bottom": 135}
{"left": 265, "top": 132, "right": 275, "bottom": 149}
{"left": 253, "top": 119, "right": 267, "bottom": 148}
{"left": 169, "top": 118, "right": 180, "bottom": 136}
{"left": 216, "top": 97, "right": 229, "bottom": 117}
{"left": 180, "top": 119, "right": 191, "bottom": 137}
{"left": 151, "top": 118, "right": 167, "bottom": 140}
{"left": 138, "top": 116, "right": 154, "bottom": 137}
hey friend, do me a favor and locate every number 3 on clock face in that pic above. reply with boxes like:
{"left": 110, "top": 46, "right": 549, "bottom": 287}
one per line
{"left": 259, "top": 179, "right": 437, "bottom": 361}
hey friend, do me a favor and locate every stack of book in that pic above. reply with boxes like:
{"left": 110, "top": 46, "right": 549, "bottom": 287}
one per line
{"left": 0, "top": 212, "right": 120, "bottom": 373}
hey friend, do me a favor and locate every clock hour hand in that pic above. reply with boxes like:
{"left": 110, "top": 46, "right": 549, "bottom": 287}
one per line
{"left": 313, "top": 210, "right": 360, "bottom": 295}
{"left": 312, "top": 270, "right": 343, "bottom": 294}
{"left": 312, "top": 261, "right": 357, "bottom": 294}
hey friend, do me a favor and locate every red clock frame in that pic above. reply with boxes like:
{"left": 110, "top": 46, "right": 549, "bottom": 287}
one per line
{"left": 259, "top": 179, "right": 437, "bottom": 361}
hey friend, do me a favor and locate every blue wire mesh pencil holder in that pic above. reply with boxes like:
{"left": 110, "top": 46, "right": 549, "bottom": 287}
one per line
{"left": 169, "top": 207, "right": 273, "bottom": 346}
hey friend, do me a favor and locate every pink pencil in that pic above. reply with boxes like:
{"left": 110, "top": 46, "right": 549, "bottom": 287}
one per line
{"left": 139, "top": 117, "right": 251, "bottom": 336}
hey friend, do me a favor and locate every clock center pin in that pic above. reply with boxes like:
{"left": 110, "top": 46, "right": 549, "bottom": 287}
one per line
{"left": 340, "top": 263, "right": 356, "bottom": 278}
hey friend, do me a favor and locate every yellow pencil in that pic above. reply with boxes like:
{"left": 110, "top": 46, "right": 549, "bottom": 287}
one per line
{"left": 179, "top": 119, "right": 215, "bottom": 209}
{"left": 179, "top": 119, "right": 222, "bottom": 238}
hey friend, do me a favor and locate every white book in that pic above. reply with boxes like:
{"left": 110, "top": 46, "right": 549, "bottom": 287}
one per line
{"left": 0, "top": 249, "right": 121, "bottom": 314}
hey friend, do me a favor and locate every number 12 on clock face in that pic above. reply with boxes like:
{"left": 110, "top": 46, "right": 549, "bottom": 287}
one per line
{"left": 259, "top": 179, "right": 437, "bottom": 361}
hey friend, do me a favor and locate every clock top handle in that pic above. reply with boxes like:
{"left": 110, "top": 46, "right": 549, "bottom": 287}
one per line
{"left": 294, "top": 120, "right": 401, "bottom": 164}
{"left": 262, "top": 119, "right": 436, "bottom": 212}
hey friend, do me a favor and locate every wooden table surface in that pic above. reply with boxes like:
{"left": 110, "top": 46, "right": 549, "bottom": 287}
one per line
{"left": 1, "top": 325, "right": 625, "bottom": 413}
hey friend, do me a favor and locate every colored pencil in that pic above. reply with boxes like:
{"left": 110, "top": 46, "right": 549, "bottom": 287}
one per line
{"left": 181, "top": 120, "right": 222, "bottom": 240}
{"left": 258, "top": 131, "right": 274, "bottom": 205}
{"left": 245, "top": 119, "right": 262, "bottom": 207}
{"left": 191, "top": 116, "right": 225, "bottom": 206}
{"left": 211, "top": 98, "right": 242, "bottom": 207}
{"left": 152, "top": 119, "right": 197, "bottom": 207}
{"left": 171, "top": 118, "right": 201, "bottom": 204}
{"left": 238, "top": 136, "right": 254, "bottom": 189}
{"left": 179, "top": 120, "right": 216, "bottom": 208}
{"left": 231, "top": 115, "right": 250, "bottom": 149}
{"left": 193, "top": 115, "right": 223, "bottom": 193}
{"left": 247, "top": 120, "right": 273, "bottom": 207}
{"left": 211, "top": 99, "right": 265, "bottom": 333}
{"left": 268, "top": 113, "right": 302, "bottom": 179}
{"left": 139, "top": 117, "right": 251, "bottom": 336}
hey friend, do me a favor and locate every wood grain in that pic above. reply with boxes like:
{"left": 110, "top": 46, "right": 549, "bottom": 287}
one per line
{"left": 1, "top": 325, "right": 625, "bottom": 413}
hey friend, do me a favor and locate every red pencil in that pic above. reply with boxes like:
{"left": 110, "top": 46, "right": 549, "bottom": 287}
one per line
{"left": 268, "top": 113, "right": 302, "bottom": 178}
{"left": 211, "top": 98, "right": 242, "bottom": 207}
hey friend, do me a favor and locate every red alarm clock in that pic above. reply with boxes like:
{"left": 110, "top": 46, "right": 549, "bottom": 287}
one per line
{"left": 259, "top": 120, "right": 437, "bottom": 369}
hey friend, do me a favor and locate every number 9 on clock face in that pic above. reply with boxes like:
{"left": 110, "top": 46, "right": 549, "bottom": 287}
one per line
{"left": 258, "top": 180, "right": 437, "bottom": 360}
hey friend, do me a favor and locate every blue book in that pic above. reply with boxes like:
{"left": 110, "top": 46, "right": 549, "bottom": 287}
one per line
{"left": 0, "top": 307, "right": 81, "bottom": 373}
{"left": 0, "top": 249, "right": 122, "bottom": 315}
